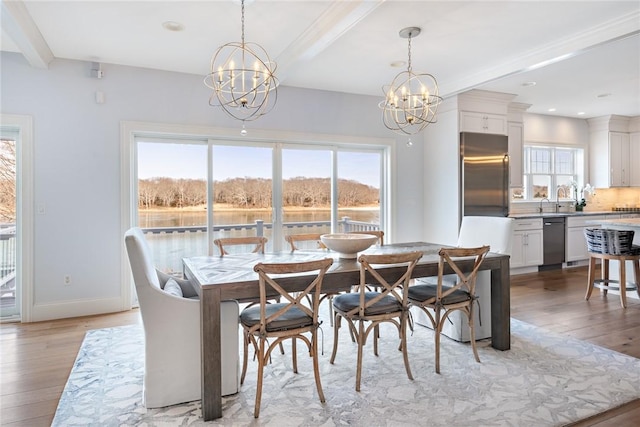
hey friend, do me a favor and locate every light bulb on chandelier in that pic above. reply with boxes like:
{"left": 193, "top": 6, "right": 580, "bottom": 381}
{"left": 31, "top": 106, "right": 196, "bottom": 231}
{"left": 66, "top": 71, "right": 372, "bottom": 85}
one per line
{"left": 379, "top": 27, "right": 442, "bottom": 144}
{"left": 204, "top": 0, "right": 278, "bottom": 129}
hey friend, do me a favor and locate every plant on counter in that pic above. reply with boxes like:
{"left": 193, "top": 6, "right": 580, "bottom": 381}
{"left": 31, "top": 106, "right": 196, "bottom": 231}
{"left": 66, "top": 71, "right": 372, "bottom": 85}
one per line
{"left": 570, "top": 182, "right": 594, "bottom": 211}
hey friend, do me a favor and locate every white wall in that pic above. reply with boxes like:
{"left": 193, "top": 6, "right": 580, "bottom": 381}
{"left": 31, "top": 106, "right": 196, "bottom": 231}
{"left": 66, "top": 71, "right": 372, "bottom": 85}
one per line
{"left": 1, "top": 52, "right": 424, "bottom": 321}
{"left": 523, "top": 113, "right": 589, "bottom": 145}
{"left": 422, "top": 102, "right": 460, "bottom": 246}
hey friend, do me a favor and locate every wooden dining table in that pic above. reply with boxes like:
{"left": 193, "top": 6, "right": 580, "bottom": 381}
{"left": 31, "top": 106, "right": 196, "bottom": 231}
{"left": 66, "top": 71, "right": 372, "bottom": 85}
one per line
{"left": 182, "top": 241, "right": 511, "bottom": 421}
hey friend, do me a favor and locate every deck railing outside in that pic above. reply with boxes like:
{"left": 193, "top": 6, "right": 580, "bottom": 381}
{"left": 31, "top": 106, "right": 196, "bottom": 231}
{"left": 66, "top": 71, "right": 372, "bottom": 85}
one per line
{"left": 142, "top": 217, "right": 380, "bottom": 275}
{"left": 0, "top": 224, "right": 17, "bottom": 305}
{"left": 0, "top": 218, "right": 381, "bottom": 298}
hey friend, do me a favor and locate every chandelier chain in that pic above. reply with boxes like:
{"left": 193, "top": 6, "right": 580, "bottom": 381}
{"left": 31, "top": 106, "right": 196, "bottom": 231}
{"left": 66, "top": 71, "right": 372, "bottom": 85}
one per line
{"left": 407, "top": 34, "right": 412, "bottom": 72}
{"left": 240, "top": 0, "right": 245, "bottom": 48}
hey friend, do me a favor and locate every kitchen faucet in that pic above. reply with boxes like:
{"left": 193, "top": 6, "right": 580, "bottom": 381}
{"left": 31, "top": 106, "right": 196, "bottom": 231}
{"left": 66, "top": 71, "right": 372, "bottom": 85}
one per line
{"left": 555, "top": 187, "right": 566, "bottom": 213}
{"left": 539, "top": 197, "right": 551, "bottom": 213}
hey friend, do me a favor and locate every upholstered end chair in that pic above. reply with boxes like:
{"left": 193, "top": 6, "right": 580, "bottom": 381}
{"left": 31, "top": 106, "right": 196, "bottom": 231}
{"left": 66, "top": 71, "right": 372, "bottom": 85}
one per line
{"left": 124, "top": 227, "right": 239, "bottom": 408}
{"left": 413, "top": 216, "right": 514, "bottom": 342}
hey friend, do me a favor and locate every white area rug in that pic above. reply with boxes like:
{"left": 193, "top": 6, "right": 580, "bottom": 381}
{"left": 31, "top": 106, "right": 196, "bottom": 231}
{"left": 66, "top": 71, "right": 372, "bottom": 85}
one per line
{"left": 52, "top": 317, "right": 640, "bottom": 426}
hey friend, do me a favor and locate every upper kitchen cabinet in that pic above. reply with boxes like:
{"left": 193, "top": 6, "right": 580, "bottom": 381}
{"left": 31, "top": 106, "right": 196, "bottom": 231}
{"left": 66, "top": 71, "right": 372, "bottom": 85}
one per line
{"left": 507, "top": 103, "right": 531, "bottom": 189}
{"left": 588, "top": 115, "right": 640, "bottom": 188}
{"left": 460, "top": 111, "right": 507, "bottom": 135}
{"left": 457, "top": 90, "right": 515, "bottom": 136}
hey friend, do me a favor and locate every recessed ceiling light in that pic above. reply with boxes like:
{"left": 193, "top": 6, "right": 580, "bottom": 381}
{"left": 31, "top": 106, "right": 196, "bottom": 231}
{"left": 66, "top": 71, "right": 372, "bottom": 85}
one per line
{"left": 522, "top": 81, "right": 537, "bottom": 87}
{"left": 162, "top": 21, "right": 185, "bottom": 32}
{"left": 548, "top": 108, "right": 556, "bottom": 112}
{"left": 577, "top": 112, "right": 585, "bottom": 116}
{"left": 390, "top": 60, "right": 406, "bottom": 68}
{"left": 597, "top": 93, "right": 611, "bottom": 98}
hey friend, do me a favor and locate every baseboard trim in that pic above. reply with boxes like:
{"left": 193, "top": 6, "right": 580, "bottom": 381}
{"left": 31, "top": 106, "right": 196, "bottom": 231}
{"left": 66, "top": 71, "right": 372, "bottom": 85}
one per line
{"left": 29, "top": 297, "right": 129, "bottom": 322}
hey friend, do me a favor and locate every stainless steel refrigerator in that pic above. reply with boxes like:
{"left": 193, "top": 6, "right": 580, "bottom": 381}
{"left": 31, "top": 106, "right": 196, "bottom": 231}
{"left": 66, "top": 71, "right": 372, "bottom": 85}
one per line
{"left": 460, "top": 132, "right": 510, "bottom": 218}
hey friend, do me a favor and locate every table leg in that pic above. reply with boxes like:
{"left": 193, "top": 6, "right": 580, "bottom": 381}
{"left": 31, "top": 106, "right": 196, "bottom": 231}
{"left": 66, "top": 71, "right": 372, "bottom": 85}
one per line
{"left": 490, "top": 257, "right": 511, "bottom": 350}
{"left": 201, "top": 287, "right": 222, "bottom": 420}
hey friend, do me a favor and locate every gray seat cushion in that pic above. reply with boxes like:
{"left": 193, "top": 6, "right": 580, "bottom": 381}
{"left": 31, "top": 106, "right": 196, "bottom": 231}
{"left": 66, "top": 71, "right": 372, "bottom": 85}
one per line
{"left": 240, "top": 303, "right": 312, "bottom": 332}
{"left": 407, "top": 284, "right": 472, "bottom": 305}
{"left": 332, "top": 292, "right": 402, "bottom": 316}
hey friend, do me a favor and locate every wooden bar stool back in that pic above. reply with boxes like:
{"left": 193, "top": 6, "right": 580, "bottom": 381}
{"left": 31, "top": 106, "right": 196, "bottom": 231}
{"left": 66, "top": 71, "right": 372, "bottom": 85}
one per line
{"left": 584, "top": 228, "right": 640, "bottom": 308}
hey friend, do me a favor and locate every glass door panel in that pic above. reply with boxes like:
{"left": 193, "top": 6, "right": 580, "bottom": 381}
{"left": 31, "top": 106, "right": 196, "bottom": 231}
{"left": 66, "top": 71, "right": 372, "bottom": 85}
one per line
{"left": 337, "top": 151, "right": 382, "bottom": 234}
{"left": 211, "top": 144, "right": 273, "bottom": 252}
{"left": 0, "top": 133, "right": 17, "bottom": 317}
{"left": 281, "top": 148, "right": 332, "bottom": 249}
{"left": 136, "top": 140, "right": 207, "bottom": 275}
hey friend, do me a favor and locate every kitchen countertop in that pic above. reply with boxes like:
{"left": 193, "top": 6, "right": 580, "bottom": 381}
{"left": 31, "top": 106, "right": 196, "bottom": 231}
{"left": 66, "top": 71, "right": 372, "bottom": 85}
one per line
{"left": 509, "top": 211, "right": 623, "bottom": 219}
{"left": 593, "top": 218, "right": 640, "bottom": 228}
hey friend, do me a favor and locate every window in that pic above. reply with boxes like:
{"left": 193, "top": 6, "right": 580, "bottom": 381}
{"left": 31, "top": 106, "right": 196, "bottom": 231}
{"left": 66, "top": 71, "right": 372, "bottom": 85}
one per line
{"left": 512, "top": 145, "right": 584, "bottom": 201}
{"left": 125, "top": 124, "right": 390, "bottom": 276}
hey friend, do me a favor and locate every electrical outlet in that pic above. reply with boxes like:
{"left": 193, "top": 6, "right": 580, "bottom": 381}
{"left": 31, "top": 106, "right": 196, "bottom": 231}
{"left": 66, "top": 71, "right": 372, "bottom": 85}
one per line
{"left": 64, "top": 275, "right": 71, "bottom": 285}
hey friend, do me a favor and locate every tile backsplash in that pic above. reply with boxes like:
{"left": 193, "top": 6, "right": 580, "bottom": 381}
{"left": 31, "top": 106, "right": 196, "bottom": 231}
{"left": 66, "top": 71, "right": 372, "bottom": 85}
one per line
{"left": 584, "top": 187, "right": 640, "bottom": 211}
{"left": 510, "top": 187, "right": 640, "bottom": 214}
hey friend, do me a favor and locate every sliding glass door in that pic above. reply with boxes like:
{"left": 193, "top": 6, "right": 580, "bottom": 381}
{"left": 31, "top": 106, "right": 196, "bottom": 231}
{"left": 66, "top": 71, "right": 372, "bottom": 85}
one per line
{"left": 211, "top": 144, "right": 274, "bottom": 251}
{"left": 131, "top": 133, "right": 388, "bottom": 274}
{"left": 136, "top": 139, "right": 208, "bottom": 275}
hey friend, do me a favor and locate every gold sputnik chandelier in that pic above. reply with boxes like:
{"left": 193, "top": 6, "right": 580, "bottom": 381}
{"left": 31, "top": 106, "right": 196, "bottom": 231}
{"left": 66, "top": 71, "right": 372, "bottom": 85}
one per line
{"left": 380, "top": 27, "right": 441, "bottom": 145}
{"left": 204, "top": 0, "right": 278, "bottom": 131}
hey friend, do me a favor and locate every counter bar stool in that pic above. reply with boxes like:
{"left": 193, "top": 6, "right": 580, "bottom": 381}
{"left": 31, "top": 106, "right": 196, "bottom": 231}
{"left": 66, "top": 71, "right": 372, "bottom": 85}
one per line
{"left": 584, "top": 228, "right": 640, "bottom": 308}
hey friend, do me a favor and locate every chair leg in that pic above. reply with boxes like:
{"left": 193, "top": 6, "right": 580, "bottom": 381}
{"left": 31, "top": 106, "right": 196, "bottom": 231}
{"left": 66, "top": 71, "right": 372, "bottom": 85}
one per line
{"left": 253, "top": 338, "right": 266, "bottom": 418}
{"left": 434, "top": 310, "right": 442, "bottom": 374}
{"left": 602, "top": 259, "right": 609, "bottom": 296}
{"left": 619, "top": 260, "right": 627, "bottom": 309}
{"left": 292, "top": 337, "right": 298, "bottom": 373}
{"left": 401, "top": 312, "right": 413, "bottom": 380}
{"left": 373, "top": 324, "right": 379, "bottom": 356}
{"left": 311, "top": 329, "right": 325, "bottom": 403}
{"left": 585, "top": 256, "right": 596, "bottom": 301}
{"left": 468, "top": 307, "right": 480, "bottom": 363}
{"left": 330, "top": 313, "right": 341, "bottom": 364}
{"left": 241, "top": 330, "right": 250, "bottom": 385}
{"left": 355, "top": 320, "right": 365, "bottom": 391}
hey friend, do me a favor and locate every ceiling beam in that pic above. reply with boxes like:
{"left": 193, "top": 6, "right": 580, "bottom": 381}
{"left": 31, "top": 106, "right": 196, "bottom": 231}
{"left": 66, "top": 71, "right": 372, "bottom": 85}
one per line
{"left": 1, "top": 0, "right": 53, "bottom": 69}
{"left": 275, "top": 0, "right": 385, "bottom": 83}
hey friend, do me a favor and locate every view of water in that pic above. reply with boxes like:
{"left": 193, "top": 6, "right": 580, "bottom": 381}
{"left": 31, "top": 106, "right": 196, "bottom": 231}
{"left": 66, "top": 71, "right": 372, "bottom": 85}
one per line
{"left": 138, "top": 209, "right": 379, "bottom": 228}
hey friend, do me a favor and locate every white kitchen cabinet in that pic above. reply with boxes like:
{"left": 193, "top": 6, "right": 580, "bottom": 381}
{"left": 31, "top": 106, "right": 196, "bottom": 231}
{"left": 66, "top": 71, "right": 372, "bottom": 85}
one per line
{"left": 610, "top": 132, "right": 631, "bottom": 187}
{"left": 588, "top": 115, "right": 636, "bottom": 188}
{"left": 511, "top": 219, "right": 543, "bottom": 268}
{"left": 508, "top": 122, "right": 523, "bottom": 188}
{"left": 459, "top": 111, "right": 507, "bottom": 135}
{"left": 630, "top": 132, "right": 640, "bottom": 186}
{"left": 565, "top": 215, "right": 607, "bottom": 262}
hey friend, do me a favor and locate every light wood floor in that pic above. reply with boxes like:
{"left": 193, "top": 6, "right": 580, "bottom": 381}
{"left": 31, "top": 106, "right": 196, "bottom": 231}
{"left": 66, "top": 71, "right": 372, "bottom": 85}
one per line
{"left": 1, "top": 266, "right": 639, "bottom": 426}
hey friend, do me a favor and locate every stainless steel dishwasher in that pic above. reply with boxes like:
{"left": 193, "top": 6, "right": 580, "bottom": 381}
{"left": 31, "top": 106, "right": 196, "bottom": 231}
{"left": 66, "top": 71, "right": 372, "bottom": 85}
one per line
{"left": 541, "top": 216, "right": 565, "bottom": 270}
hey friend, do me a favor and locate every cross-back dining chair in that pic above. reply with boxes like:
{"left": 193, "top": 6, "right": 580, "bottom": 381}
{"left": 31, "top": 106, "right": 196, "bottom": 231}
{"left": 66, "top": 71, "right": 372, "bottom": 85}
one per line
{"left": 284, "top": 233, "right": 326, "bottom": 251}
{"left": 239, "top": 257, "right": 333, "bottom": 418}
{"left": 330, "top": 251, "right": 423, "bottom": 391}
{"left": 407, "top": 245, "right": 490, "bottom": 373}
{"left": 213, "top": 236, "right": 267, "bottom": 256}
{"left": 213, "top": 235, "right": 285, "bottom": 357}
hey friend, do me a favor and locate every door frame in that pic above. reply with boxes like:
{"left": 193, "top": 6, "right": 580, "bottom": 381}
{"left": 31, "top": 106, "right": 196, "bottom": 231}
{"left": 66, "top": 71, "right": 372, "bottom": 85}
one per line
{"left": 0, "top": 114, "right": 34, "bottom": 322}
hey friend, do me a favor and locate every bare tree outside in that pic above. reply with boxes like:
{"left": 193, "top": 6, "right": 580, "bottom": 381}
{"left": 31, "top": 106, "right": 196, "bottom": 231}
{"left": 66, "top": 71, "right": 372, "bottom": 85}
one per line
{"left": 0, "top": 139, "right": 16, "bottom": 222}
{"left": 138, "top": 176, "right": 378, "bottom": 209}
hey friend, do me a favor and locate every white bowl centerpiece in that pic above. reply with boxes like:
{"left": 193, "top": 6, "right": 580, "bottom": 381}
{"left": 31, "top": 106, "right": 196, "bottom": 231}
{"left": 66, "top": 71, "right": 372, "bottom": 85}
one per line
{"left": 320, "top": 233, "right": 378, "bottom": 259}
